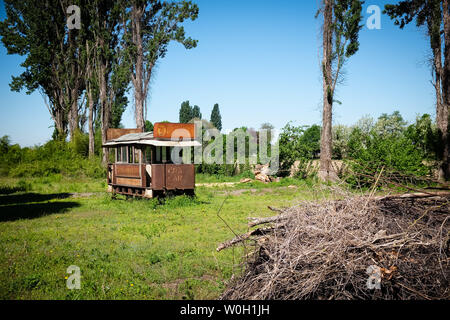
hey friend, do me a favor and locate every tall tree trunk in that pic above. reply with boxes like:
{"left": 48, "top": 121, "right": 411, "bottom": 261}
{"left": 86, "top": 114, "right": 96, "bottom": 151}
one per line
{"left": 319, "top": 0, "right": 338, "bottom": 182}
{"left": 441, "top": 0, "right": 450, "bottom": 180}
{"left": 56, "top": 92, "right": 68, "bottom": 139}
{"left": 68, "top": 33, "right": 80, "bottom": 141}
{"left": 97, "top": 31, "right": 110, "bottom": 164}
{"left": 100, "top": 62, "right": 110, "bottom": 165}
{"left": 432, "top": 49, "right": 447, "bottom": 179}
{"left": 69, "top": 86, "right": 79, "bottom": 140}
{"left": 131, "top": 5, "right": 145, "bottom": 131}
{"left": 88, "top": 87, "right": 95, "bottom": 157}
{"left": 54, "top": 105, "right": 66, "bottom": 140}
{"left": 86, "top": 42, "right": 95, "bottom": 157}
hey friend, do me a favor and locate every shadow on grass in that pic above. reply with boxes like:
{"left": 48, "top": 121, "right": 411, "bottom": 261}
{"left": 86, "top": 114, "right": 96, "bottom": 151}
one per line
{"left": 0, "top": 193, "right": 79, "bottom": 222}
{"left": 0, "top": 185, "right": 27, "bottom": 195}
{"left": 0, "top": 193, "right": 71, "bottom": 206}
{"left": 0, "top": 201, "right": 81, "bottom": 222}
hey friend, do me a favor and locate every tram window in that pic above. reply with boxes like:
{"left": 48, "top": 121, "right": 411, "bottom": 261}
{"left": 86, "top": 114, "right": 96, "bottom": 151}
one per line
{"left": 128, "top": 146, "right": 133, "bottom": 164}
{"left": 134, "top": 148, "right": 140, "bottom": 164}
{"left": 117, "top": 147, "right": 121, "bottom": 162}
{"left": 156, "top": 147, "right": 161, "bottom": 163}
{"left": 117, "top": 146, "right": 127, "bottom": 163}
{"left": 144, "top": 146, "right": 152, "bottom": 164}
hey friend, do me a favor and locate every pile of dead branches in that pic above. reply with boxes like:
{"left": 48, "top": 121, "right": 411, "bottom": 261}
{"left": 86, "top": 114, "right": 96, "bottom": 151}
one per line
{"left": 218, "top": 192, "right": 450, "bottom": 300}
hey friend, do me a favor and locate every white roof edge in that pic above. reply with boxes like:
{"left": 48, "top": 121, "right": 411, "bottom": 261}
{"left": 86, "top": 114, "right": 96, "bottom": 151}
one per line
{"left": 103, "top": 140, "right": 201, "bottom": 147}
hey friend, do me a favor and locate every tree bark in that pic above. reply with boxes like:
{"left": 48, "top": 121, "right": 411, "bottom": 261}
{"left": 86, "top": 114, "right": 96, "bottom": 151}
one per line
{"left": 319, "top": 0, "right": 338, "bottom": 182}
{"left": 100, "top": 63, "right": 110, "bottom": 164}
{"left": 131, "top": 5, "right": 145, "bottom": 131}
{"left": 441, "top": 0, "right": 450, "bottom": 180}
{"left": 68, "top": 32, "right": 81, "bottom": 141}
{"left": 69, "top": 86, "right": 79, "bottom": 140}
{"left": 54, "top": 103, "right": 66, "bottom": 139}
{"left": 86, "top": 42, "right": 95, "bottom": 158}
{"left": 97, "top": 32, "right": 110, "bottom": 165}
{"left": 88, "top": 88, "right": 95, "bottom": 157}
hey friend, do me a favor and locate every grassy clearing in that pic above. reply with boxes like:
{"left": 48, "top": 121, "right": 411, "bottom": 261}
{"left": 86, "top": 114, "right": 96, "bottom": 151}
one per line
{"left": 0, "top": 175, "right": 320, "bottom": 300}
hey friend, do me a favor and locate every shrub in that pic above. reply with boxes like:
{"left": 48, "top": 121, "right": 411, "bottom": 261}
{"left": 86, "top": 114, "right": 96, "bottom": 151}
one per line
{"left": 332, "top": 125, "right": 351, "bottom": 159}
{"left": 278, "top": 123, "right": 319, "bottom": 177}
{"left": 404, "top": 114, "right": 439, "bottom": 160}
{"left": 346, "top": 112, "right": 430, "bottom": 187}
{"left": 0, "top": 136, "right": 105, "bottom": 179}
{"left": 69, "top": 130, "right": 89, "bottom": 157}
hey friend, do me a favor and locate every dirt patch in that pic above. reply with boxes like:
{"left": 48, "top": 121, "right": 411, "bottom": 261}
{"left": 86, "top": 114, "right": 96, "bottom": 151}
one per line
{"left": 218, "top": 187, "right": 296, "bottom": 196}
{"left": 196, "top": 182, "right": 237, "bottom": 188}
{"left": 67, "top": 192, "right": 103, "bottom": 198}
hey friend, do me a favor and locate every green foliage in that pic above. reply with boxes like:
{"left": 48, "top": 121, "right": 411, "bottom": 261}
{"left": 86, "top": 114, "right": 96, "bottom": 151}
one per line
{"left": 145, "top": 120, "right": 154, "bottom": 132}
{"left": 332, "top": 124, "right": 351, "bottom": 159}
{"left": 346, "top": 112, "right": 430, "bottom": 186}
{"left": 179, "top": 100, "right": 194, "bottom": 123}
{"left": 0, "top": 0, "right": 91, "bottom": 138}
{"left": 177, "top": 101, "right": 201, "bottom": 124}
{"left": 192, "top": 105, "right": 202, "bottom": 120}
{"left": 123, "top": 1, "right": 198, "bottom": 129}
{"left": 300, "top": 125, "right": 321, "bottom": 158}
{"left": 0, "top": 136, "right": 11, "bottom": 155}
{"left": 0, "top": 137, "right": 105, "bottom": 179}
{"left": 333, "top": 0, "right": 364, "bottom": 58}
{"left": 374, "top": 110, "right": 407, "bottom": 137}
{"left": 405, "top": 114, "right": 439, "bottom": 160}
{"left": 69, "top": 130, "right": 89, "bottom": 158}
{"left": 278, "top": 123, "right": 320, "bottom": 178}
{"left": 123, "top": 0, "right": 199, "bottom": 66}
{"left": 384, "top": 0, "right": 442, "bottom": 32}
{"left": 210, "top": 104, "right": 222, "bottom": 131}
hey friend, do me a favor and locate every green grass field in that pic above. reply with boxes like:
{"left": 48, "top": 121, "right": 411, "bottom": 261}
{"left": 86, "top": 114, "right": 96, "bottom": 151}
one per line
{"left": 0, "top": 175, "right": 325, "bottom": 300}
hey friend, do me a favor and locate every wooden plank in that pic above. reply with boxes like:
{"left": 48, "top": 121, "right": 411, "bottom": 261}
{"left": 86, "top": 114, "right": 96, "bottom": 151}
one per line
{"left": 151, "top": 164, "right": 166, "bottom": 190}
{"left": 115, "top": 177, "right": 142, "bottom": 187}
{"left": 141, "top": 164, "right": 147, "bottom": 188}
{"left": 115, "top": 164, "right": 140, "bottom": 178}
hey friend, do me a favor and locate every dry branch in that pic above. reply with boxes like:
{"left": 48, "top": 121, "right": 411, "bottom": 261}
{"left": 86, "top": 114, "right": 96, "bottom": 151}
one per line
{"left": 216, "top": 227, "right": 276, "bottom": 252}
{"left": 219, "top": 191, "right": 450, "bottom": 300}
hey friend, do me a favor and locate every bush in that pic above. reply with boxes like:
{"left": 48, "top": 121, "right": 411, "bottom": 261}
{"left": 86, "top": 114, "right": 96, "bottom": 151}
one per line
{"left": 0, "top": 135, "right": 105, "bottom": 179}
{"left": 69, "top": 130, "right": 89, "bottom": 157}
{"left": 346, "top": 112, "right": 430, "bottom": 187}
{"left": 332, "top": 124, "right": 351, "bottom": 159}
{"left": 278, "top": 123, "right": 320, "bottom": 177}
{"left": 404, "top": 114, "right": 439, "bottom": 160}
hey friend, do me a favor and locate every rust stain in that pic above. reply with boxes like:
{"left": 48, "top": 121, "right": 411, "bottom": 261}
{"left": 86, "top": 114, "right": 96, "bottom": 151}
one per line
{"left": 153, "top": 123, "right": 195, "bottom": 140}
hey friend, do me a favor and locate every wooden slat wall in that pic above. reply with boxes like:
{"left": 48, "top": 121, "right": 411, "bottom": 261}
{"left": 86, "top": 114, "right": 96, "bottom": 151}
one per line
{"left": 115, "top": 164, "right": 140, "bottom": 178}
{"left": 116, "top": 177, "right": 142, "bottom": 187}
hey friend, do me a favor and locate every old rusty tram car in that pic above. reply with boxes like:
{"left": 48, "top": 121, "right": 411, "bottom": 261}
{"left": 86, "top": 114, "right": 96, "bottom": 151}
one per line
{"left": 103, "top": 123, "right": 200, "bottom": 198}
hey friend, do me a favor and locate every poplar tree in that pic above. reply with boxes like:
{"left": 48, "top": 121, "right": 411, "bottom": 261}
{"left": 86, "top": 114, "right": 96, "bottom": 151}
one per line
{"left": 385, "top": 0, "right": 450, "bottom": 180}
{"left": 122, "top": 0, "right": 198, "bottom": 130}
{"left": 317, "top": 0, "right": 364, "bottom": 181}
{"left": 179, "top": 100, "right": 193, "bottom": 123}
{"left": 192, "top": 105, "right": 202, "bottom": 120}
{"left": 210, "top": 103, "right": 222, "bottom": 131}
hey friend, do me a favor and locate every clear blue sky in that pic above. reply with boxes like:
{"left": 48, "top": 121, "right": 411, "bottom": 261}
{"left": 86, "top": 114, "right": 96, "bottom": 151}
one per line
{"left": 0, "top": 0, "right": 436, "bottom": 146}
